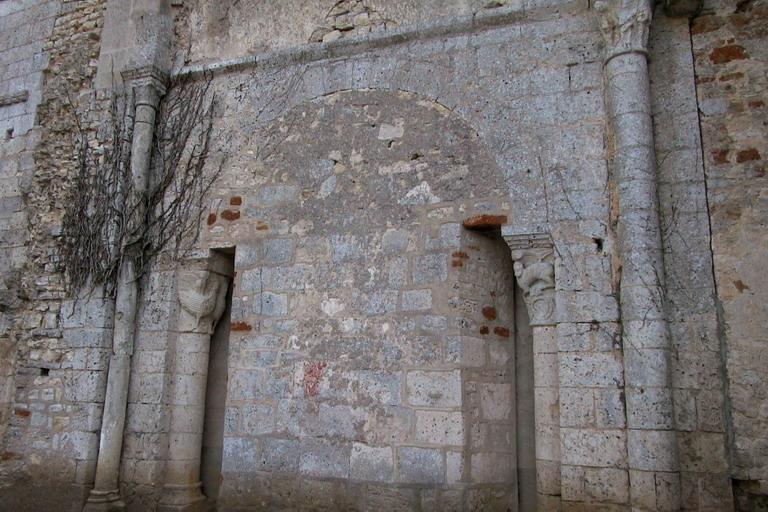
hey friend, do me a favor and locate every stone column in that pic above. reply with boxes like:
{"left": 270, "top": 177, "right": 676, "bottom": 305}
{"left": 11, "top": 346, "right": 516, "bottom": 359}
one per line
{"left": 503, "top": 234, "right": 557, "bottom": 511}
{"left": 84, "top": 67, "right": 166, "bottom": 512}
{"left": 158, "top": 263, "right": 229, "bottom": 512}
{"left": 596, "top": 0, "right": 681, "bottom": 509}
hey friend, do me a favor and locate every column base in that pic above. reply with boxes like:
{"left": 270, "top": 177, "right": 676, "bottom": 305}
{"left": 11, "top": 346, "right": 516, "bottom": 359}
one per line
{"left": 158, "top": 482, "right": 208, "bottom": 512}
{"left": 82, "top": 489, "right": 126, "bottom": 512}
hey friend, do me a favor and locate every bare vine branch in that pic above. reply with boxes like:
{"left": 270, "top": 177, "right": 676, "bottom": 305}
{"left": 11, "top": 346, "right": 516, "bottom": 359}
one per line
{"left": 59, "top": 73, "right": 222, "bottom": 297}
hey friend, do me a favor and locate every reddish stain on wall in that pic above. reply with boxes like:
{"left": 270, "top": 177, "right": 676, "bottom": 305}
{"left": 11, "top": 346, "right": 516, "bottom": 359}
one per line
{"left": 709, "top": 44, "right": 748, "bottom": 64}
{"left": 736, "top": 148, "right": 761, "bottom": 162}
{"left": 230, "top": 322, "right": 252, "bottom": 332}
{"left": 221, "top": 209, "right": 241, "bottom": 221}
{"left": 482, "top": 306, "right": 497, "bottom": 320}
{"left": 302, "top": 361, "right": 327, "bottom": 398}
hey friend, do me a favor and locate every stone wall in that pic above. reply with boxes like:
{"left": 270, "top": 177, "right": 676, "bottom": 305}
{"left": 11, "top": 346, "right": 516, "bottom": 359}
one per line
{"left": 0, "top": 0, "right": 765, "bottom": 510}
{"left": 690, "top": 0, "right": 768, "bottom": 509}
{"left": 179, "top": 2, "right": 619, "bottom": 508}
{"left": 211, "top": 89, "right": 516, "bottom": 509}
{"left": 649, "top": 8, "right": 733, "bottom": 510}
{"left": 174, "top": 0, "right": 586, "bottom": 67}
{"left": 0, "top": 0, "right": 60, "bottom": 449}
{"left": 0, "top": 1, "right": 107, "bottom": 510}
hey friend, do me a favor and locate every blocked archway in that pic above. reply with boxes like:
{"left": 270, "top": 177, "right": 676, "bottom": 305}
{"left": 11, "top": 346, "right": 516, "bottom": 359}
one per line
{"left": 200, "top": 89, "right": 538, "bottom": 510}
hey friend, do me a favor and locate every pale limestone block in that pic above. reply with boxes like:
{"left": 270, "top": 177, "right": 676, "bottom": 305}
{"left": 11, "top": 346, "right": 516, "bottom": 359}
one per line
{"left": 471, "top": 452, "right": 514, "bottom": 483}
{"left": 415, "top": 410, "right": 464, "bottom": 446}
{"left": 561, "top": 428, "right": 627, "bottom": 468}
{"left": 479, "top": 382, "right": 513, "bottom": 421}
{"left": 350, "top": 443, "right": 393, "bottom": 482}
{"left": 406, "top": 370, "right": 461, "bottom": 408}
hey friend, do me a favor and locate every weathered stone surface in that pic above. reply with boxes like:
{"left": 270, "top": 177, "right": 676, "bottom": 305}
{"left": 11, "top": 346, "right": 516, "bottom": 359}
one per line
{"left": 1, "top": 0, "right": 762, "bottom": 510}
{"left": 396, "top": 446, "right": 445, "bottom": 484}
{"left": 406, "top": 370, "right": 462, "bottom": 408}
{"left": 350, "top": 442, "right": 393, "bottom": 482}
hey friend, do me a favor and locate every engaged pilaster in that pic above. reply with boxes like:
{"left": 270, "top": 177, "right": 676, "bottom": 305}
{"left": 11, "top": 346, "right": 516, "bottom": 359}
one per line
{"left": 596, "top": 0, "right": 681, "bottom": 509}
{"left": 503, "top": 233, "right": 559, "bottom": 510}
{"left": 159, "top": 260, "right": 229, "bottom": 512}
{"left": 84, "top": 67, "right": 167, "bottom": 512}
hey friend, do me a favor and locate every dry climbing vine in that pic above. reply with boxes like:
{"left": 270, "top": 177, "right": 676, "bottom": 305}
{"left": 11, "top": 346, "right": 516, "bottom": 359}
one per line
{"left": 60, "top": 73, "right": 222, "bottom": 296}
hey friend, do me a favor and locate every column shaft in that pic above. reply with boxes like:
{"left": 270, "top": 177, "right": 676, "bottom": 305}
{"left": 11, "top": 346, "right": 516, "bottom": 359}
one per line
{"left": 159, "top": 267, "right": 228, "bottom": 512}
{"left": 85, "top": 74, "right": 165, "bottom": 512}
{"left": 598, "top": 0, "right": 681, "bottom": 507}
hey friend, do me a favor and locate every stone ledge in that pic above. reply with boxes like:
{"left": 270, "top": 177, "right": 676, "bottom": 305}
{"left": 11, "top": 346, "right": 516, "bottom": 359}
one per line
{"left": 0, "top": 90, "right": 28, "bottom": 108}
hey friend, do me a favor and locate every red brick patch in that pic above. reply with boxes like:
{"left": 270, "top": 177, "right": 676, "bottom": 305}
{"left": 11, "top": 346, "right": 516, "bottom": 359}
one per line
{"left": 709, "top": 45, "right": 748, "bottom": 64}
{"left": 482, "top": 306, "right": 497, "bottom": 321}
{"left": 462, "top": 214, "right": 508, "bottom": 230}
{"left": 230, "top": 196, "right": 242, "bottom": 206}
{"left": 712, "top": 149, "right": 730, "bottom": 165}
{"left": 231, "top": 322, "right": 252, "bottom": 332}
{"left": 303, "top": 361, "right": 327, "bottom": 398}
{"left": 479, "top": 326, "right": 490, "bottom": 335}
{"left": 221, "top": 209, "right": 241, "bottom": 221}
{"left": 207, "top": 213, "right": 217, "bottom": 226}
{"left": 734, "top": 280, "right": 750, "bottom": 293}
{"left": 494, "top": 326, "right": 510, "bottom": 338}
{"left": 736, "top": 148, "right": 761, "bottom": 162}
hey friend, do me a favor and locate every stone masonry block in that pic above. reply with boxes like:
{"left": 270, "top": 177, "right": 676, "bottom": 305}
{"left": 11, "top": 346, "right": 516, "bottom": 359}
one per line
{"left": 406, "top": 370, "right": 461, "bottom": 408}
{"left": 626, "top": 388, "right": 674, "bottom": 430}
{"left": 401, "top": 289, "right": 432, "bottom": 311}
{"left": 412, "top": 254, "right": 447, "bottom": 285}
{"left": 350, "top": 443, "right": 393, "bottom": 482}
{"left": 299, "top": 438, "right": 350, "bottom": 478}
{"left": 222, "top": 437, "right": 257, "bottom": 472}
{"left": 478, "top": 382, "right": 513, "bottom": 421}
{"left": 560, "top": 351, "right": 624, "bottom": 388}
{"left": 258, "top": 437, "right": 300, "bottom": 473}
{"left": 561, "top": 428, "right": 627, "bottom": 468}
{"left": 253, "top": 292, "right": 288, "bottom": 317}
{"left": 627, "top": 430, "right": 678, "bottom": 472}
{"left": 471, "top": 452, "right": 515, "bottom": 484}
{"left": 241, "top": 403, "right": 276, "bottom": 435}
{"left": 415, "top": 410, "right": 464, "bottom": 446}
{"left": 397, "top": 447, "right": 445, "bottom": 484}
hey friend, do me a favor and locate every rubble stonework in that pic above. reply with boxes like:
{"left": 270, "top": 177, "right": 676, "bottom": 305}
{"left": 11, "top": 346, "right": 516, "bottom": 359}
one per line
{"left": 0, "top": 0, "right": 766, "bottom": 511}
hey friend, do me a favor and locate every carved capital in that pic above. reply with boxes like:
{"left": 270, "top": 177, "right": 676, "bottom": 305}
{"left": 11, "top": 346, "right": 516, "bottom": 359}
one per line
{"left": 595, "top": 0, "right": 653, "bottom": 61}
{"left": 504, "top": 234, "right": 555, "bottom": 327}
{"left": 121, "top": 65, "right": 168, "bottom": 102}
{"left": 177, "top": 269, "right": 228, "bottom": 334}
